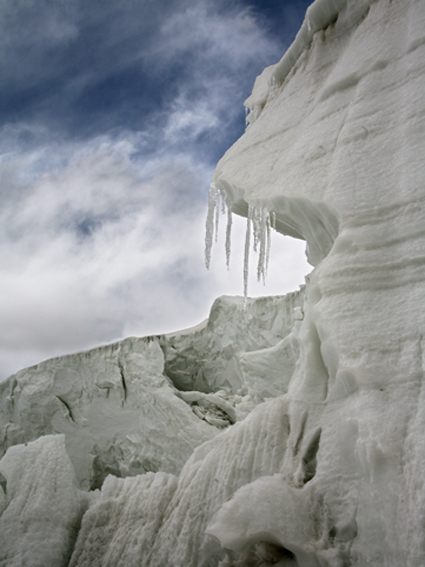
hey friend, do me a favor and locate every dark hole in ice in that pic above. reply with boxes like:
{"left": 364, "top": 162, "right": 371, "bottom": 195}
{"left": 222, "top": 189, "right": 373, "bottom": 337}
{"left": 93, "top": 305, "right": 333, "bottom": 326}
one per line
{"left": 0, "top": 472, "right": 6, "bottom": 493}
{"left": 254, "top": 541, "right": 299, "bottom": 565}
{"left": 301, "top": 427, "right": 321, "bottom": 484}
{"left": 90, "top": 455, "right": 123, "bottom": 491}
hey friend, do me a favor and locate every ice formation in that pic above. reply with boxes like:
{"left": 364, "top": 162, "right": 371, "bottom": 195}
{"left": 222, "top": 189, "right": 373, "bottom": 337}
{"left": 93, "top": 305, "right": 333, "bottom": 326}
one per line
{"left": 205, "top": 183, "right": 275, "bottom": 301}
{"left": 1, "top": 0, "right": 425, "bottom": 564}
{"left": 0, "top": 435, "right": 90, "bottom": 567}
{"left": 0, "top": 292, "right": 303, "bottom": 489}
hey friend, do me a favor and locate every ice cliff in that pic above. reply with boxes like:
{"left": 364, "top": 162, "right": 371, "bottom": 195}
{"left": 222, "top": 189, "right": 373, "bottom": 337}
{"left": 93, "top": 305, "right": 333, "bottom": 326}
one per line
{"left": 1, "top": 0, "right": 425, "bottom": 565}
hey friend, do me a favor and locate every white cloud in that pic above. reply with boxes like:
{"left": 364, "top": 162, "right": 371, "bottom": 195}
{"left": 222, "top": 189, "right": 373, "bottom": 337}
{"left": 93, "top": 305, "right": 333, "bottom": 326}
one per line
{"left": 0, "top": 137, "right": 207, "bottom": 374}
{"left": 151, "top": 2, "right": 277, "bottom": 69}
{"left": 164, "top": 100, "right": 219, "bottom": 141}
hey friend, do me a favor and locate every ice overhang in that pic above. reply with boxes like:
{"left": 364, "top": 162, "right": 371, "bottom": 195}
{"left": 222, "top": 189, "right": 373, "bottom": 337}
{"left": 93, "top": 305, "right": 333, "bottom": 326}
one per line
{"left": 214, "top": 177, "right": 339, "bottom": 268}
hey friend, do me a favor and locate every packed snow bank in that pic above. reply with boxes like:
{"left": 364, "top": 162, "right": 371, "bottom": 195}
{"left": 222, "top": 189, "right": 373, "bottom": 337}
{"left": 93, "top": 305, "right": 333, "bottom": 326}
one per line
{"left": 0, "top": 337, "right": 215, "bottom": 490}
{"left": 0, "top": 435, "right": 89, "bottom": 567}
{"left": 138, "top": 396, "right": 293, "bottom": 567}
{"left": 206, "top": 474, "right": 322, "bottom": 566}
{"left": 244, "top": 0, "right": 373, "bottom": 125}
{"left": 163, "top": 292, "right": 304, "bottom": 396}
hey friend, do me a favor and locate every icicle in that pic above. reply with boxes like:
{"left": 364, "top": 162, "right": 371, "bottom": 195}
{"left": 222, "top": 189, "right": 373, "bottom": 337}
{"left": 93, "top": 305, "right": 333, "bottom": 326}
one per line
{"left": 243, "top": 204, "right": 277, "bottom": 301}
{"left": 205, "top": 183, "right": 220, "bottom": 269}
{"left": 257, "top": 208, "right": 266, "bottom": 284}
{"left": 225, "top": 205, "right": 232, "bottom": 270}
{"left": 205, "top": 188, "right": 276, "bottom": 300}
{"left": 265, "top": 212, "right": 271, "bottom": 276}
{"left": 252, "top": 207, "right": 260, "bottom": 253}
{"left": 243, "top": 205, "right": 253, "bottom": 306}
{"left": 205, "top": 182, "right": 233, "bottom": 270}
{"left": 221, "top": 194, "right": 226, "bottom": 215}
{"left": 214, "top": 191, "right": 221, "bottom": 244}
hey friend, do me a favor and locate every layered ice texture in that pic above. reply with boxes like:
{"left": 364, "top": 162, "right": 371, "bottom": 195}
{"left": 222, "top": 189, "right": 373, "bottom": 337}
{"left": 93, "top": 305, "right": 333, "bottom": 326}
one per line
{"left": 1, "top": 0, "right": 425, "bottom": 564}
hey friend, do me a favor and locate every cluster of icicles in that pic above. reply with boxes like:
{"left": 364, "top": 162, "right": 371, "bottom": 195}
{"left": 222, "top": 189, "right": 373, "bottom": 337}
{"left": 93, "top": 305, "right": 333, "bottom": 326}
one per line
{"left": 205, "top": 182, "right": 276, "bottom": 302}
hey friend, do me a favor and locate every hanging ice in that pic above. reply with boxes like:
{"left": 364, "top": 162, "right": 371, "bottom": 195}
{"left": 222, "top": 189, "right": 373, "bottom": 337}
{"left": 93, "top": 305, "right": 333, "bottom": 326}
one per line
{"left": 204, "top": 183, "right": 220, "bottom": 270}
{"left": 205, "top": 183, "right": 233, "bottom": 271}
{"left": 205, "top": 184, "right": 274, "bottom": 301}
{"left": 243, "top": 205, "right": 252, "bottom": 303}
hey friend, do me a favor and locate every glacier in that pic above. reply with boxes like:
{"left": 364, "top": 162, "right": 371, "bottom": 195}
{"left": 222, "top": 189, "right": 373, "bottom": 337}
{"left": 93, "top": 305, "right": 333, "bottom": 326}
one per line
{"left": 1, "top": 0, "right": 425, "bottom": 565}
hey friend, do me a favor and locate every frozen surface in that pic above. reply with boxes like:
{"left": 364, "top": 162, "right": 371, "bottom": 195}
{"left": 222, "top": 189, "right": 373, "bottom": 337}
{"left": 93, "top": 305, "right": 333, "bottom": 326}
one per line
{"left": 207, "top": 0, "right": 425, "bottom": 564}
{"left": 69, "top": 472, "right": 177, "bottom": 567}
{"left": 136, "top": 396, "right": 293, "bottom": 567}
{"left": 0, "top": 337, "right": 216, "bottom": 490}
{"left": 0, "top": 435, "right": 89, "bottom": 567}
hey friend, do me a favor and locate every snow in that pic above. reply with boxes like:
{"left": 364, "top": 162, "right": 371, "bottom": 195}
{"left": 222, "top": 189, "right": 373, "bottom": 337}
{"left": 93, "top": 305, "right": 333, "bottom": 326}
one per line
{"left": 69, "top": 472, "right": 177, "bottom": 567}
{"left": 206, "top": 474, "right": 322, "bottom": 565}
{"left": 0, "top": 337, "right": 216, "bottom": 490}
{"left": 141, "top": 395, "right": 294, "bottom": 567}
{"left": 0, "top": 435, "right": 89, "bottom": 567}
{"left": 207, "top": 0, "right": 425, "bottom": 563}
{"left": 1, "top": 0, "right": 425, "bottom": 564}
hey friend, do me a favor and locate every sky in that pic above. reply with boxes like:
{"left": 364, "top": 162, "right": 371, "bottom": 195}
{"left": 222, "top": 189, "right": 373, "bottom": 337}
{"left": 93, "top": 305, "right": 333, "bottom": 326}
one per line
{"left": 0, "top": 0, "right": 313, "bottom": 380}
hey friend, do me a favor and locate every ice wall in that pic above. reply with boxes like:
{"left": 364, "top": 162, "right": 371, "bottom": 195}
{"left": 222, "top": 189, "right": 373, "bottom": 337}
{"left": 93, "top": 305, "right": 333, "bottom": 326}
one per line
{"left": 207, "top": 0, "right": 425, "bottom": 564}
{"left": 0, "top": 435, "right": 90, "bottom": 567}
{"left": 0, "top": 337, "right": 216, "bottom": 490}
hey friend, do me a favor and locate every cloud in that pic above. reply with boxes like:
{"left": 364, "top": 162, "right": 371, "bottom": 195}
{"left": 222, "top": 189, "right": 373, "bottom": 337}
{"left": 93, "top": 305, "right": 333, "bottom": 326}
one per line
{"left": 149, "top": 2, "right": 277, "bottom": 67}
{"left": 0, "top": 0, "right": 284, "bottom": 156}
{"left": 0, "top": 0, "right": 312, "bottom": 379}
{"left": 0, "top": 138, "right": 210, "bottom": 364}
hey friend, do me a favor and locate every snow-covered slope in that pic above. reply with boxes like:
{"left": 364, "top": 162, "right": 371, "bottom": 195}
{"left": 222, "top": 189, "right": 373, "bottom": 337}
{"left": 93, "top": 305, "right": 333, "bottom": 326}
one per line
{"left": 1, "top": 0, "right": 425, "bottom": 565}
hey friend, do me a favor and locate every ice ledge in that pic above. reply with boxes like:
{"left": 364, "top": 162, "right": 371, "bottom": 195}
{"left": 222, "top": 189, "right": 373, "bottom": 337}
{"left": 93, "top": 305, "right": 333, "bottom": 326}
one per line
{"left": 245, "top": 0, "right": 374, "bottom": 124}
{"left": 213, "top": 177, "right": 339, "bottom": 267}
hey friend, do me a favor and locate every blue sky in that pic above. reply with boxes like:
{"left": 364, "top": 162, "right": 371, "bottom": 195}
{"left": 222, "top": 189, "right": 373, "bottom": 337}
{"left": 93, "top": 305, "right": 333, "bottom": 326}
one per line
{"left": 0, "top": 0, "right": 312, "bottom": 379}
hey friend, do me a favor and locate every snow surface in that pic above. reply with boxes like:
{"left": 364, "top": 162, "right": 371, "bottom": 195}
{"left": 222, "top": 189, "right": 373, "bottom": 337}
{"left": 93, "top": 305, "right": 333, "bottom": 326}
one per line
{"left": 68, "top": 472, "right": 178, "bottom": 567}
{"left": 1, "top": 0, "right": 425, "bottom": 564}
{"left": 0, "top": 435, "right": 90, "bottom": 567}
{"left": 207, "top": 0, "right": 425, "bottom": 564}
